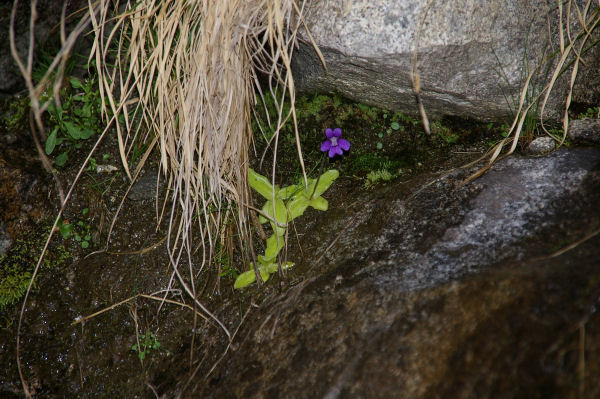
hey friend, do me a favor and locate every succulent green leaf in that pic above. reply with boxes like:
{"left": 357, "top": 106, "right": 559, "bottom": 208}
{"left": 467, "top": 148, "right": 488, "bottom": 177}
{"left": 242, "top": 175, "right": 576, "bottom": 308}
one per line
{"left": 277, "top": 184, "right": 300, "bottom": 200}
{"left": 262, "top": 198, "right": 287, "bottom": 236}
{"left": 309, "top": 196, "right": 329, "bottom": 211}
{"left": 266, "top": 261, "right": 294, "bottom": 274}
{"left": 304, "top": 170, "right": 339, "bottom": 198}
{"left": 265, "top": 234, "right": 285, "bottom": 259}
{"left": 303, "top": 177, "right": 317, "bottom": 198}
{"left": 248, "top": 168, "right": 276, "bottom": 200}
{"left": 260, "top": 200, "right": 272, "bottom": 223}
{"left": 287, "top": 196, "right": 310, "bottom": 220}
{"left": 233, "top": 265, "right": 270, "bottom": 289}
{"left": 313, "top": 170, "right": 339, "bottom": 197}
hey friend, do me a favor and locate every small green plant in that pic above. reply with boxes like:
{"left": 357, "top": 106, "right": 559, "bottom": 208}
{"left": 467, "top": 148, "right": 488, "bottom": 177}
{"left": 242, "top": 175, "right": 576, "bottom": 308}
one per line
{"left": 356, "top": 103, "right": 379, "bottom": 121}
{"left": 0, "top": 228, "right": 71, "bottom": 311}
{"left": 577, "top": 106, "right": 600, "bottom": 119}
{"left": 234, "top": 168, "right": 338, "bottom": 289}
{"left": 131, "top": 331, "right": 161, "bottom": 361}
{"left": 86, "top": 157, "right": 98, "bottom": 172}
{"left": 432, "top": 121, "right": 459, "bottom": 144}
{"left": 215, "top": 243, "right": 238, "bottom": 279}
{"left": 364, "top": 169, "right": 396, "bottom": 189}
{"left": 297, "top": 94, "right": 333, "bottom": 121}
{"left": 2, "top": 95, "right": 30, "bottom": 130}
{"left": 44, "top": 75, "right": 103, "bottom": 166}
{"left": 392, "top": 111, "right": 418, "bottom": 126}
{"left": 220, "top": 264, "right": 239, "bottom": 280}
{"left": 57, "top": 209, "right": 92, "bottom": 249}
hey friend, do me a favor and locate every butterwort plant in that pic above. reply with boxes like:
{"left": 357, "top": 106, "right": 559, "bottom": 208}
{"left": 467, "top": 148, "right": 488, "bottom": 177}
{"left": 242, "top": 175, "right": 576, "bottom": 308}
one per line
{"left": 321, "top": 128, "right": 350, "bottom": 158}
{"left": 234, "top": 168, "right": 339, "bottom": 289}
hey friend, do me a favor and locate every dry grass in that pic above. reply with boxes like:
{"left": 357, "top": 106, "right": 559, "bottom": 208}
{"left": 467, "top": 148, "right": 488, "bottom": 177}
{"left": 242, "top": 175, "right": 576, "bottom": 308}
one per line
{"left": 87, "top": 0, "right": 320, "bottom": 302}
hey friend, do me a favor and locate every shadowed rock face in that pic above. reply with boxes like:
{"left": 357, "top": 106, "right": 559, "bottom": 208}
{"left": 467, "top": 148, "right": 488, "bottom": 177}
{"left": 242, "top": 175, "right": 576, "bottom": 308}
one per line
{"left": 291, "top": 0, "right": 600, "bottom": 121}
{"left": 195, "top": 149, "right": 600, "bottom": 398}
{"left": 1, "top": 143, "right": 598, "bottom": 398}
{"left": 0, "top": 0, "right": 89, "bottom": 97}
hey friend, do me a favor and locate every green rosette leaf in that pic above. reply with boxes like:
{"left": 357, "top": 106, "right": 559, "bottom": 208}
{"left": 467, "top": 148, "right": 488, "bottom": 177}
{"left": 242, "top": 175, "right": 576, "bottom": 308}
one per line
{"left": 248, "top": 168, "right": 277, "bottom": 200}
{"left": 259, "top": 200, "right": 271, "bottom": 224}
{"left": 277, "top": 184, "right": 301, "bottom": 200}
{"left": 234, "top": 264, "right": 270, "bottom": 289}
{"left": 309, "top": 196, "right": 329, "bottom": 211}
{"left": 303, "top": 170, "right": 339, "bottom": 198}
{"left": 265, "top": 234, "right": 285, "bottom": 259}
{"left": 262, "top": 198, "right": 287, "bottom": 236}
{"left": 266, "top": 261, "right": 294, "bottom": 274}
{"left": 313, "top": 170, "right": 339, "bottom": 197}
{"left": 286, "top": 196, "right": 310, "bottom": 220}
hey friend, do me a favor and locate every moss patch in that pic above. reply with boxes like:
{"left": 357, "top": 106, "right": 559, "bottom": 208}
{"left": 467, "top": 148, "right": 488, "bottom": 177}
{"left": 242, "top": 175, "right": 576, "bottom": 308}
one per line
{"left": 0, "top": 224, "right": 71, "bottom": 311}
{"left": 252, "top": 91, "right": 500, "bottom": 188}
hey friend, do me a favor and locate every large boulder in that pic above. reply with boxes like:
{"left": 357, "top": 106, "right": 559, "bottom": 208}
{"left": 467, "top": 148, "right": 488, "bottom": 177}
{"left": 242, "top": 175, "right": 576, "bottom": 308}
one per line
{"left": 194, "top": 148, "right": 600, "bottom": 398}
{"left": 292, "top": 0, "right": 600, "bottom": 121}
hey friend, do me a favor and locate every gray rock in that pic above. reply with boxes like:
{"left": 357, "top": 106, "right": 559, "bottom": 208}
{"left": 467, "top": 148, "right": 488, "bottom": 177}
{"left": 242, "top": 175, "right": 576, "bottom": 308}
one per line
{"left": 568, "top": 118, "right": 600, "bottom": 145}
{"left": 127, "top": 170, "right": 160, "bottom": 201}
{"left": 0, "top": 224, "right": 12, "bottom": 257}
{"left": 292, "top": 0, "right": 600, "bottom": 121}
{"left": 527, "top": 136, "right": 556, "bottom": 154}
{"left": 197, "top": 149, "right": 600, "bottom": 397}
{"left": 364, "top": 148, "right": 600, "bottom": 291}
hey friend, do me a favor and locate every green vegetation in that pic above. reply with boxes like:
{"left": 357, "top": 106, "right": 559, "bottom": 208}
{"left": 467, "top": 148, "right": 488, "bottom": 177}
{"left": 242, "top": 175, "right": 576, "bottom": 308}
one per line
{"left": 364, "top": 169, "right": 398, "bottom": 189}
{"left": 234, "top": 168, "right": 338, "bottom": 289}
{"left": 0, "top": 227, "right": 71, "bottom": 312}
{"left": 1, "top": 95, "right": 30, "bottom": 131}
{"left": 432, "top": 120, "right": 459, "bottom": 144}
{"left": 44, "top": 75, "right": 103, "bottom": 167}
{"left": 131, "top": 331, "right": 161, "bottom": 361}
{"left": 577, "top": 106, "right": 600, "bottom": 119}
{"left": 57, "top": 208, "right": 93, "bottom": 249}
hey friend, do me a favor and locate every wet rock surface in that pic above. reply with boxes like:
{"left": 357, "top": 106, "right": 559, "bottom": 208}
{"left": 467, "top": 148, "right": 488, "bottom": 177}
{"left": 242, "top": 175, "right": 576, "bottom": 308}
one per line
{"left": 569, "top": 118, "right": 600, "bottom": 145}
{"left": 127, "top": 169, "right": 162, "bottom": 202}
{"left": 0, "top": 127, "right": 53, "bottom": 245}
{"left": 1, "top": 146, "right": 599, "bottom": 398}
{"left": 194, "top": 148, "right": 600, "bottom": 398}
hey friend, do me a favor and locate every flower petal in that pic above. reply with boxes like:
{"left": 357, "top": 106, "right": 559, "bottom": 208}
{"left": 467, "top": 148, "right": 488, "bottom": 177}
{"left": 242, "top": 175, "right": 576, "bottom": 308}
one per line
{"left": 325, "top": 128, "right": 334, "bottom": 138}
{"left": 334, "top": 145, "right": 343, "bottom": 156}
{"left": 333, "top": 128, "right": 342, "bottom": 137}
{"left": 321, "top": 140, "right": 331, "bottom": 152}
{"left": 338, "top": 138, "right": 350, "bottom": 151}
{"left": 328, "top": 147, "right": 336, "bottom": 158}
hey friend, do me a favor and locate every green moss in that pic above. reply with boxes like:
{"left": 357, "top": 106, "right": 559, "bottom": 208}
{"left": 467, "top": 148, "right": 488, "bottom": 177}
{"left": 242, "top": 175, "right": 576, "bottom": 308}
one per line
{"left": 577, "top": 106, "right": 600, "bottom": 119}
{"left": 364, "top": 169, "right": 397, "bottom": 189}
{"left": 251, "top": 89, "right": 477, "bottom": 190}
{"left": 1, "top": 95, "right": 30, "bottom": 131}
{"left": 0, "top": 226, "right": 71, "bottom": 311}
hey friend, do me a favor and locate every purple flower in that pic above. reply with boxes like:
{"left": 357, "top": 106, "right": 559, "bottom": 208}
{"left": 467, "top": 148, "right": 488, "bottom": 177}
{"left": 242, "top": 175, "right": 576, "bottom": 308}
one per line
{"left": 321, "top": 128, "right": 350, "bottom": 158}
